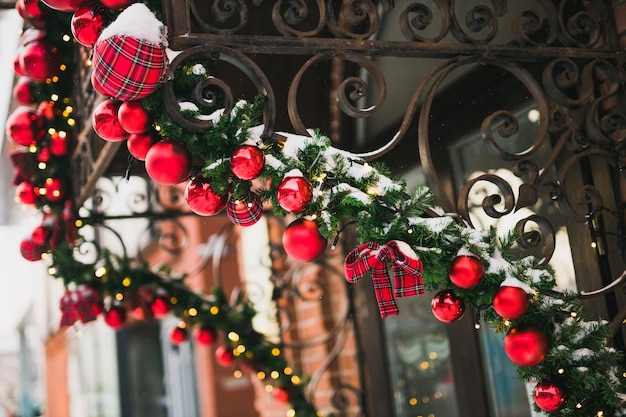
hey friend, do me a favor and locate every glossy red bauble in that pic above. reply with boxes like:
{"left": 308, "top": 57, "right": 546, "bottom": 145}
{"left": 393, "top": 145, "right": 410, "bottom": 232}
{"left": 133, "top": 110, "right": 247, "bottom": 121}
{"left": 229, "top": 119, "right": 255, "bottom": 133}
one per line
{"left": 226, "top": 192, "right": 263, "bottom": 227}
{"left": 215, "top": 345, "right": 234, "bottom": 367}
{"left": 282, "top": 218, "right": 327, "bottom": 262}
{"left": 431, "top": 290, "right": 466, "bottom": 323}
{"left": 150, "top": 294, "right": 172, "bottom": 319}
{"left": 533, "top": 381, "right": 567, "bottom": 413}
{"left": 13, "top": 53, "right": 26, "bottom": 77}
{"left": 12, "top": 77, "right": 36, "bottom": 105}
{"left": 169, "top": 326, "right": 189, "bottom": 346}
{"left": 145, "top": 139, "right": 193, "bottom": 185}
{"left": 71, "top": 5, "right": 109, "bottom": 48}
{"left": 503, "top": 326, "right": 548, "bottom": 367}
{"left": 117, "top": 100, "right": 153, "bottom": 134}
{"left": 127, "top": 131, "right": 158, "bottom": 161}
{"left": 272, "top": 387, "right": 290, "bottom": 404}
{"left": 16, "top": 182, "right": 38, "bottom": 205}
{"left": 448, "top": 255, "right": 484, "bottom": 289}
{"left": 99, "top": 0, "right": 134, "bottom": 10}
{"left": 276, "top": 176, "right": 313, "bottom": 213}
{"left": 37, "top": 101, "right": 56, "bottom": 121}
{"left": 92, "top": 99, "right": 127, "bottom": 142}
{"left": 104, "top": 305, "right": 127, "bottom": 329}
{"left": 20, "top": 238, "right": 46, "bottom": 262}
{"left": 20, "top": 0, "right": 45, "bottom": 20}
{"left": 185, "top": 176, "right": 228, "bottom": 216}
{"left": 493, "top": 286, "right": 529, "bottom": 320}
{"left": 44, "top": 178, "right": 65, "bottom": 202}
{"left": 19, "top": 41, "right": 61, "bottom": 82}
{"left": 5, "top": 106, "right": 45, "bottom": 146}
{"left": 31, "top": 225, "right": 52, "bottom": 246}
{"left": 49, "top": 132, "right": 72, "bottom": 156}
{"left": 41, "top": 0, "right": 87, "bottom": 12}
{"left": 194, "top": 326, "right": 217, "bottom": 346}
{"left": 230, "top": 144, "right": 265, "bottom": 180}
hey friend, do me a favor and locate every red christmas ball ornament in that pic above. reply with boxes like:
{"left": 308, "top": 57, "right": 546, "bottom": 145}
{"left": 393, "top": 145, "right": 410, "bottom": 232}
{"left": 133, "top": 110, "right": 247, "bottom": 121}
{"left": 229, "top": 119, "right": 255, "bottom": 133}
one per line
{"left": 150, "top": 293, "right": 172, "bottom": 319}
{"left": 16, "top": 182, "right": 38, "bottom": 205}
{"left": 21, "top": 0, "right": 45, "bottom": 20}
{"left": 91, "top": 69, "right": 108, "bottom": 96}
{"left": 40, "top": 0, "right": 87, "bottom": 12}
{"left": 20, "top": 238, "right": 46, "bottom": 262}
{"left": 533, "top": 381, "right": 567, "bottom": 413}
{"left": 493, "top": 286, "right": 529, "bottom": 320}
{"left": 215, "top": 345, "right": 234, "bottom": 367}
{"left": 19, "top": 41, "right": 61, "bottom": 82}
{"left": 38, "top": 147, "right": 50, "bottom": 163}
{"left": 431, "top": 290, "right": 466, "bottom": 323}
{"left": 99, "top": 0, "right": 134, "bottom": 10}
{"left": 503, "top": 326, "right": 548, "bottom": 367}
{"left": 276, "top": 176, "right": 313, "bottom": 213}
{"left": 13, "top": 53, "right": 26, "bottom": 77}
{"left": 104, "top": 305, "right": 127, "bottom": 330}
{"left": 226, "top": 192, "right": 263, "bottom": 227}
{"left": 194, "top": 325, "right": 217, "bottom": 346}
{"left": 169, "top": 325, "right": 189, "bottom": 346}
{"left": 184, "top": 176, "right": 228, "bottom": 216}
{"left": 127, "top": 131, "right": 158, "bottom": 161}
{"left": 92, "top": 99, "right": 128, "bottom": 142}
{"left": 117, "top": 100, "right": 153, "bottom": 134}
{"left": 272, "top": 387, "right": 290, "bottom": 404}
{"left": 44, "top": 178, "right": 65, "bottom": 202}
{"left": 71, "top": 5, "right": 109, "bottom": 48}
{"left": 448, "top": 254, "right": 484, "bottom": 289}
{"left": 12, "top": 77, "right": 36, "bottom": 105}
{"left": 230, "top": 144, "right": 265, "bottom": 180}
{"left": 282, "top": 218, "right": 327, "bottom": 262}
{"left": 31, "top": 225, "right": 52, "bottom": 246}
{"left": 5, "top": 106, "right": 45, "bottom": 146}
{"left": 144, "top": 139, "right": 193, "bottom": 185}
{"left": 37, "top": 101, "right": 56, "bottom": 121}
{"left": 49, "top": 132, "right": 72, "bottom": 156}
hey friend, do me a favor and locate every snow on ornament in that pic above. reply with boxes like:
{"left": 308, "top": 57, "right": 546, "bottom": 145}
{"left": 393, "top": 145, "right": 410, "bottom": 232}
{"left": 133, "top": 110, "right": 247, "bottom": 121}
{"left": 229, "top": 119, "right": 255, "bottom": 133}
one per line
{"left": 91, "top": 3, "right": 169, "bottom": 101}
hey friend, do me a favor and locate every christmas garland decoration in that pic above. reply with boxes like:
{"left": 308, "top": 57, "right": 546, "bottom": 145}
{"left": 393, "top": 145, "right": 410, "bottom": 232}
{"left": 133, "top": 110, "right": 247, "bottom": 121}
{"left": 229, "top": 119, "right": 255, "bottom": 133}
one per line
{"left": 5, "top": 1, "right": 626, "bottom": 416}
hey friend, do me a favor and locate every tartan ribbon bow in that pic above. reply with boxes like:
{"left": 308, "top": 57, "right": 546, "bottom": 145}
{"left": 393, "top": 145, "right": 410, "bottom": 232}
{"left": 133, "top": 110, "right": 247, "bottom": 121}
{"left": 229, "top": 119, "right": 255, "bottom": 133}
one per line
{"left": 344, "top": 240, "right": 424, "bottom": 318}
{"left": 59, "top": 285, "right": 103, "bottom": 327}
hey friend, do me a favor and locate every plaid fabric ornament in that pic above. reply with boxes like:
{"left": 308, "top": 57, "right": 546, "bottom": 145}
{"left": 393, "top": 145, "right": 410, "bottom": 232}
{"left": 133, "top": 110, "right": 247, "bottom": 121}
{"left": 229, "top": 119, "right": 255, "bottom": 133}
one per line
{"left": 9, "top": 149, "right": 33, "bottom": 185}
{"left": 92, "top": 35, "right": 167, "bottom": 101}
{"left": 344, "top": 240, "right": 424, "bottom": 318}
{"left": 226, "top": 192, "right": 263, "bottom": 227}
{"left": 76, "top": 285, "right": 102, "bottom": 323}
{"left": 59, "top": 290, "right": 79, "bottom": 327}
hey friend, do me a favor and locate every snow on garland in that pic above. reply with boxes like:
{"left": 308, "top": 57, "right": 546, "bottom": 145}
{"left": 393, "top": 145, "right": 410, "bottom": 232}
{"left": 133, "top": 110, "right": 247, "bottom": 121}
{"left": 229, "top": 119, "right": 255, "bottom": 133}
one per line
{"left": 5, "top": 1, "right": 625, "bottom": 416}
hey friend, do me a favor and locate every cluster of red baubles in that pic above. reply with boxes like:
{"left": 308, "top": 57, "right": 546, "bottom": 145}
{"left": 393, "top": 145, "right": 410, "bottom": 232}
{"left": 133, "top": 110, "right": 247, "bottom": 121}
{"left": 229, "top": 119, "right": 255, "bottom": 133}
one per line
{"left": 101, "top": 288, "right": 237, "bottom": 366}
{"left": 429, "top": 254, "right": 565, "bottom": 412}
{"left": 91, "top": 95, "right": 327, "bottom": 262}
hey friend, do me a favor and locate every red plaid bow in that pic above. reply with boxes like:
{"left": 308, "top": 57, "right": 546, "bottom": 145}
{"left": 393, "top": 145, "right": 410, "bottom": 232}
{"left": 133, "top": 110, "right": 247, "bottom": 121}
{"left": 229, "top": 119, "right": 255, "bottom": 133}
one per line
{"left": 59, "top": 285, "right": 103, "bottom": 327}
{"left": 9, "top": 149, "right": 33, "bottom": 185}
{"left": 344, "top": 240, "right": 424, "bottom": 318}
